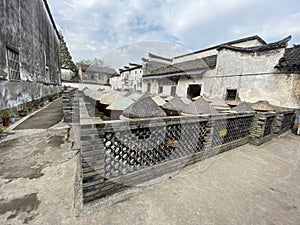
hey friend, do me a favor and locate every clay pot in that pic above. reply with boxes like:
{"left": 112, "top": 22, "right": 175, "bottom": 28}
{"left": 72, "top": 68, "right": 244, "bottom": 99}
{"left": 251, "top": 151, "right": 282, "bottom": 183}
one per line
{"left": 18, "top": 110, "right": 27, "bottom": 117}
{"left": 2, "top": 117, "right": 10, "bottom": 127}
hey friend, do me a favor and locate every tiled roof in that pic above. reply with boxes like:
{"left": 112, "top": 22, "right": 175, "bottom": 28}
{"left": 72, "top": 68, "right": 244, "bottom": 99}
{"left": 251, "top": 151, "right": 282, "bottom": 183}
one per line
{"left": 275, "top": 44, "right": 300, "bottom": 72}
{"left": 144, "top": 58, "right": 209, "bottom": 77}
{"left": 122, "top": 95, "right": 167, "bottom": 118}
{"left": 120, "top": 63, "right": 142, "bottom": 72}
{"left": 232, "top": 102, "right": 255, "bottom": 112}
{"left": 202, "top": 55, "right": 217, "bottom": 68}
{"left": 162, "top": 96, "right": 187, "bottom": 111}
{"left": 148, "top": 53, "right": 173, "bottom": 62}
{"left": 182, "top": 97, "right": 219, "bottom": 115}
{"left": 143, "top": 61, "right": 170, "bottom": 75}
{"left": 106, "top": 97, "right": 134, "bottom": 111}
{"left": 110, "top": 73, "right": 120, "bottom": 78}
{"left": 217, "top": 36, "right": 291, "bottom": 53}
{"left": 174, "top": 35, "right": 267, "bottom": 59}
{"left": 152, "top": 96, "right": 166, "bottom": 107}
{"left": 210, "top": 97, "right": 231, "bottom": 110}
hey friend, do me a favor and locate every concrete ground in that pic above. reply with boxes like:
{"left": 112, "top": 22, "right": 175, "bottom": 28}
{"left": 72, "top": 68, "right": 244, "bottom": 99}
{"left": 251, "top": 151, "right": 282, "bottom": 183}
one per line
{"left": 0, "top": 101, "right": 299, "bottom": 224}
{"left": 14, "top": 99, "right": 63, "bottom": 130}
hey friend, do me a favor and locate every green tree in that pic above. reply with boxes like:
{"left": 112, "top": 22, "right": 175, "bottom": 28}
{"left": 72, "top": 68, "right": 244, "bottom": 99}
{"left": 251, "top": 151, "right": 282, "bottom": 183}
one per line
{"left": 60, "top": 35, "right": 77, "bottom": 72}
{"left": 76, "top": 58, "right": 107, "bottom": 67}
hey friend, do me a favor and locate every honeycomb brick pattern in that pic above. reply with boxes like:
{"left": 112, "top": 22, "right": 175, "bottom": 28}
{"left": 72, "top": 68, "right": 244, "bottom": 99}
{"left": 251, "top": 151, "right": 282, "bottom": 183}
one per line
{"left": 212, "top": 116, "right": 253, "bottom": 147}
{"left": 103, "top": 121, "right": 207, "bottom": 179}
{"left": 263, "top": 116, "right": 275, "bottom": 137}
{"left": 280, "top": 112, "right": 294, "bottom": 130}
{"left": 74, "top": 92, "right": 297, "bottom": 203}
{"left": 249, "top": 112, "right": 276, "bottom": 146}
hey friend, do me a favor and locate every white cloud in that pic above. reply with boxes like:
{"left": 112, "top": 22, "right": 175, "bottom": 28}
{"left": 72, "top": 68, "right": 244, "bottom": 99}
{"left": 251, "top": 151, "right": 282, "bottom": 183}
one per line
{"left": 101, "top": 41, "right": 190, "bottom": 69}
{"left": 261, "top": 11, "right": 300, "bottom": 42}
{"left": 48, "top": 0, "right": 300, "bottom": 65}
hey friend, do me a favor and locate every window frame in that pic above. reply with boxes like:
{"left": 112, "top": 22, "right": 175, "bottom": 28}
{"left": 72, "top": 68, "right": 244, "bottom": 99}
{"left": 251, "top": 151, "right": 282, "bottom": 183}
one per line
{"left": 6, "top": 46, "right": 21, "bottom": 81}
{"left": 226, "top": 89, "right": 238, "bottom": 101}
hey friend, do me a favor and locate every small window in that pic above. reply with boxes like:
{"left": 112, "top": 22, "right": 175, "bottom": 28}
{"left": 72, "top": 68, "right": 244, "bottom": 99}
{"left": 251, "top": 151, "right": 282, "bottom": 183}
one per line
{"left": 187, "top": 84, "right": 201, "bottom": 99}
{"left": 226, "top": 89, "right": 237, "bottom": 101}
{"left": 6, "top": 47, "right": 20, "bottom": 80}
{"left": 158, "top": 86, "right": 163, "bottom": 94}
{"left": 171, "top": 86, "right": 176, "bottom": 96}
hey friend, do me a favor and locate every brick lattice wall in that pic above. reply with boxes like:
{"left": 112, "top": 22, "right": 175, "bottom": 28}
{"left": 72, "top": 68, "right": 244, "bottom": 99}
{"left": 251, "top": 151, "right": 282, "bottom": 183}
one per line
{"left": 274, "top": 110, "right": 295, "bottom": 135}
{"left": 62, "top": 91, "right": 296, "bottom": 204}
{"left": 79, "top": 96, "right": 255, "bottom": 203}
{"left": 249, "top": 112, "right": 276, "bottom": 145}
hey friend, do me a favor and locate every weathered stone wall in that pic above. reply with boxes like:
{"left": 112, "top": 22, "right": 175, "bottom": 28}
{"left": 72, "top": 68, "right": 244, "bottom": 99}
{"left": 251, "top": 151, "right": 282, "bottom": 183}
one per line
{"left": 0, "top": 80, "right": 61, "bottom": 108}
{"left": 217, "top": 48, "right": 285, "bottom": 76}
{"left": 0, "top": 0, "right": 61, "bottom": 108}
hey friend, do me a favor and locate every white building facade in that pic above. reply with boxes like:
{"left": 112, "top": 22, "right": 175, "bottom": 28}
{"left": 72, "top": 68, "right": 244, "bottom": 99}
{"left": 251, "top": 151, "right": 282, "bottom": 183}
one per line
{"left": 142, "top": 35, "right": 300, "bottom": 109}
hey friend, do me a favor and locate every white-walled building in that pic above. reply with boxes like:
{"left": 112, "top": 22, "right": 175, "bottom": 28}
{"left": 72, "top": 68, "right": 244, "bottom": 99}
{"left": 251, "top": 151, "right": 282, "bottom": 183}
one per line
{"left": 142, "top": 35, "right": 300, "bottom": 109}
{"left": 110, "top": 73, "right": 122, "bottom": 90}
{"left": 111, "top": 63, "right": 143, "bottom": 91}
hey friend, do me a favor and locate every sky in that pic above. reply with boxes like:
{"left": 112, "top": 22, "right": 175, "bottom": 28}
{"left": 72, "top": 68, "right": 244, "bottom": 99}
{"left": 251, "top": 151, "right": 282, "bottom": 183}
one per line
{"left": 48, "top": 0, "right": 300, "bottom": 69}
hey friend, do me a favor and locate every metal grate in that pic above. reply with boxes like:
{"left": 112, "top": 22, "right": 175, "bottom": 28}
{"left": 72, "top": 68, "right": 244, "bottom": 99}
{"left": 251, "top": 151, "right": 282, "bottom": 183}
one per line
{"left": 103, "top": 121, "right": 207, "bottom": 179}
{"left": 263, "top": 116, "right": 275, "bottom": 137}
{"left": 281, "top": 113, "right": 294, "bottom": 130}
{"left": 212, "top": 116, "right": 253, "bottom": 147}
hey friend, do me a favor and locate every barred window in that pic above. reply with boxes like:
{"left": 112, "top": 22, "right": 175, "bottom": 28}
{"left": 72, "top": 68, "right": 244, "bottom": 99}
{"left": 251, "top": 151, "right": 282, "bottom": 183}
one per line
{"left": 7, "top": 47, "right": 20, "bottom": 80}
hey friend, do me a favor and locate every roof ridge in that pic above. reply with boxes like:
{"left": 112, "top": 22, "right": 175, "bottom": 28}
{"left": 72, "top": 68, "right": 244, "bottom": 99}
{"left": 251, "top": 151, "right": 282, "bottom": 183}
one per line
{"left": 174, "top": 35, "right": 266, "bottom": 59}
{"left": 217, "top": 35, "right": 291, "bottom": 53}
{"left": 148, "top": 52, "right": 173, "bottom": 62}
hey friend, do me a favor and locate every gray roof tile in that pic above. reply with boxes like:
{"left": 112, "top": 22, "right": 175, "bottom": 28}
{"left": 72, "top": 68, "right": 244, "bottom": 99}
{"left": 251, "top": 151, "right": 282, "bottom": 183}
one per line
{"left": 217, "top": 36, "right": 291, "bottom": 53}
{"left": 122, "top": 94, "right": 167, "bottom": 118}
{"left": 232, "top": 102, "right": 255, "bottom": 112}
{"left": 162, "top": 96, "right": 187, "bottom": 111}
{"left": 182, "top": 97, "right": 219, "bottom": 115}
{"left": 276, "top": 44, "right": 300, "bottom": 72}
{"left": 144, "top": 58, "right": 209, "bottom": 76}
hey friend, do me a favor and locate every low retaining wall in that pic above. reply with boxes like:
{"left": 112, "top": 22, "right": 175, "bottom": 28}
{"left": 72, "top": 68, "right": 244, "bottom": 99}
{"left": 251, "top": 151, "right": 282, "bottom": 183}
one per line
{"left": 62, "top": 90, "right": 296, "bottom": 204}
